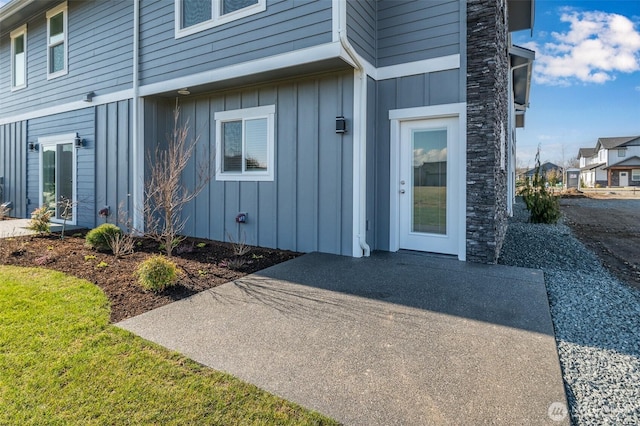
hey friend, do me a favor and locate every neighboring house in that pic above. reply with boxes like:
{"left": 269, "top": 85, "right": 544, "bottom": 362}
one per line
{"left": 522, "top": 162, "right": 562, "bottom": 184}
{"left": 577, "top": 137, "right": 640, "bottom": 187}
{"left": 0, "top": 0, "right": 534, "bottom": 264}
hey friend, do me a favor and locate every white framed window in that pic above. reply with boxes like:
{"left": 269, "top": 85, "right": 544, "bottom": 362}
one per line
{"left": 618, "top": 148, "right": 626, "bottom": 157}
{"left": 632, "top": 169, "right": 640, "bottom": 182}
{"left": 215, "top": 105, "right": 275, "bottom": 181}
{"left": 10, "top": 25, "right": 27, "bottom": 90}
{"left": 175, "top": 0, "right": 266, "bottom": 38}
{"left": 46, "top": 2, "right": 68, "bottom": 79}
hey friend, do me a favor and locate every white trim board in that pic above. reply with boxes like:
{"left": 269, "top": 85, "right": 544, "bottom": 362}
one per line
{"left": 139, "top": 42, "right": 460, "bottom": 97}
{"left": 0, "top": 89, "right": 133, "bottom": 126}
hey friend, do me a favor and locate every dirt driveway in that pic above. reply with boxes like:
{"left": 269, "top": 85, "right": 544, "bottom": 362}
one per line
{"left": 560, "top": 195, "right": 640, "bottom": 289}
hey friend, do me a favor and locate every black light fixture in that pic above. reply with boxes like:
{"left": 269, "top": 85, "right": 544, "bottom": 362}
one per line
{"left": 28, "top": 142, "right": 38, "bottom": 152}
{"left": 74, "top": 134, "right": 84, "bottom": 148}
{"left": 82, "top": 91, "right": 95, "bottom": 102}
{"left": 336, "top": 116, "right": 346, "bottom": 134}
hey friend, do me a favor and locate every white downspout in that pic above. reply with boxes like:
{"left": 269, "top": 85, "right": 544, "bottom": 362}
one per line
{"left": 132, "top": 0, "right": 144, "bottom": 232}
{"left": 337, "top": 1, "right": 370, "bottom": 257}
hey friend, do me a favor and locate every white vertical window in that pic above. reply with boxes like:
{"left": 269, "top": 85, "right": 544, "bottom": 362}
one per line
{"left": 214, "top": 105, "right": 275, "bottom": 181}
{"left": 46, "top": 2, "right": 68, "bottom": 79}
{"left": 176, "top": 0, "right": 265, "bottom": 38}
{"left": 10, "top": 25, "right": 27, "bottom": 90}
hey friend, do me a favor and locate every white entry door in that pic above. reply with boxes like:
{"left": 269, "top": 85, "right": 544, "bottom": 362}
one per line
{"left": 620, "top": 171, "right": 629, "bottom": 187}
{"left": 399, "top": 118, "right": 459, "bottom": 255}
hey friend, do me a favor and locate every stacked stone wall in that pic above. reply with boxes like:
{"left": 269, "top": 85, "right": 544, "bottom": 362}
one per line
{"left": 466, "top": 0, "right": 509, "bottom": 263}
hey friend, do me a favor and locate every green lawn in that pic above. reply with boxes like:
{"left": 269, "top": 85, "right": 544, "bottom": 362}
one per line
{"left": 0, "top": 266, "right": 336, "bottom": 425}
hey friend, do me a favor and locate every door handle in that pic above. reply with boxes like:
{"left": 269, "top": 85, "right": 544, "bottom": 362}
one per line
{"left": 400, "top": 189, "right": 405, "bottom": 194}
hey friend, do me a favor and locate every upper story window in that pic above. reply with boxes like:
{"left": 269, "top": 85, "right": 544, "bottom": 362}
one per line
{"left": 214, "top": 105, "right": 275, "bottom": 181}
{"left": 618, "top": 148, "right": 627, "bottom": 157}
{"left": 176, "top": 0, "right": 266, "bottom": 38}
{"left": 46, "top": 2, "right": 68, "bottom": 79}
{"left": 10, "top": 25, "right": 27, "bottom": 90}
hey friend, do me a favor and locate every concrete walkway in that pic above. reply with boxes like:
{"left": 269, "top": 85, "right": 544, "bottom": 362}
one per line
{"left": 0, "top": 218, "right": 83, "bottom": 238}
{"left": 118, "top": 252, "right": 569, "bottom": 425}
{"left": 0, "top": 218, "right": 36, "bottom": 238}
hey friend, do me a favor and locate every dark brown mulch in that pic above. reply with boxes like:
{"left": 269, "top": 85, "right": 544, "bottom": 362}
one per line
{"left": 0, "top": 230, "right": 300, "bottom": 323}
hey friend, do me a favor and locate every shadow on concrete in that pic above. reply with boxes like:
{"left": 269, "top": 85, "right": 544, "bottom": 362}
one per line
{"left": 209, "top": 251, "right": 554, "bottom": 337}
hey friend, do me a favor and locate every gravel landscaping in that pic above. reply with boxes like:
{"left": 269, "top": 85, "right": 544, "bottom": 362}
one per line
{"left": 499, "top": 200, "right": 640, "bottom": 425}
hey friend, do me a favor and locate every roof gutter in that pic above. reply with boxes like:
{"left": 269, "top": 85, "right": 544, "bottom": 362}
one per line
{"left": 336, "top": 2, "right": 370, "bottom": 257}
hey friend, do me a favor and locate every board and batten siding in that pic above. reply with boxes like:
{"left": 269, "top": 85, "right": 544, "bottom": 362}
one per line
{"left": 146, "top": 72, "right": 354, "bottom": 255}
{"left": 376, "top": 0, "right": 460, "bottom": 67}
{"left": 0, "top": 121, "right": 28, "bottom": 218}
{"left": 139, "top": 0, "right": 333, "bottom": 86}
{"left": 369, "top": 71, "right": 462, "bottom": 251}
{"left": 0, "top": 0, "right": 133, "bottom": 117}
{"left": 24, "top": 101, "right": 132, "bottom": 229}
{"left": 94, "top": 99, "right": 134, "bottom": 229}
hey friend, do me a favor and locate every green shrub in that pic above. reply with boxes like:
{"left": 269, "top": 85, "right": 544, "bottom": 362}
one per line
{"left": 85, "top": 224, "right": 122, "bottom": 251}
{"left": 135, "top": 255, "right": 179, "bottom": 292}
{"left": 521, "top": 148, "right": 561, "bottom": 224}
{"left": 27, "top": 206, "right": 52, "bottom": 234}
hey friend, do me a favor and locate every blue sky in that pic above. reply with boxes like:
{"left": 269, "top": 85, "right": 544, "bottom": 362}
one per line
{"left": 513, "top": 0, "right": 640, "bottom": 168}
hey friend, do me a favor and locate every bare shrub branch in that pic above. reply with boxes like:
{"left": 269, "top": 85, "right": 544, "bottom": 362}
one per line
{"left": 143, "top": 100, "right": 211, "bottom": 256}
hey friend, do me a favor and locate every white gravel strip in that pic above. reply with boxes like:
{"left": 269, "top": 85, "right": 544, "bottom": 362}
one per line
{"left": 499, "top": 201, "right": 640, "bottom": 425}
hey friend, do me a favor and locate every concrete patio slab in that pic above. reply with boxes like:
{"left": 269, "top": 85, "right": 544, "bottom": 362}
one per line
{"left": 118, "top": 251, "right": 569, "bottom": 425}
{"left": 0, "top": 218, "right": 84, "bottom": 238}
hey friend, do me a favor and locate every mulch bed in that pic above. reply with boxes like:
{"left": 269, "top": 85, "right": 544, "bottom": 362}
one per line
{"left": 0, "top": 230, "right": 299, "bottom": 323}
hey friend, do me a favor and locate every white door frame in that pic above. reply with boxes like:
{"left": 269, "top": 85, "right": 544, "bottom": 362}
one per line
{"left": 389, "top": 103, "right": 467, "bottom": 261}
{"left": 38, "top": 133, "right": 78, "bottom": 225}
{"left": 619, "top": 171, "right": 629, "bottom": 187}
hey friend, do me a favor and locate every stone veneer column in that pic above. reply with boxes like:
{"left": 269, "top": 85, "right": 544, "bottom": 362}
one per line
{"left": 466, "top": 0, "right": 509, "bottom": 263}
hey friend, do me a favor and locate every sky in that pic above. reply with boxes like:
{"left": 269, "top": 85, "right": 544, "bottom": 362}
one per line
{"left": 512, "top": 0, "right": 640, "bottom": 168}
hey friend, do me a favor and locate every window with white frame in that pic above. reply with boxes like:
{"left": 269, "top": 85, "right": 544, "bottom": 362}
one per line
{"left": 11, "top": 25, "right": 27, "bottom": 90}
{"left": 618, "top": 148, "right": 626, "bottom": 157}
{"left": 215, "top": 105, "right": 275, "bottom": 181}
{"left": 46, "top": 2, "right": 68, "bottom": 79}
{"left": 633, "top": 169, "right": 640, "bottom": 182}
{"left": 176, "top": 0, "right": 265, "bottom": 37}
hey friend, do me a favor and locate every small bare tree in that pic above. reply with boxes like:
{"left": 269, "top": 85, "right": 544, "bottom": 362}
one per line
{"left": 143, "top": 101, "right": 211, "bottom": 257}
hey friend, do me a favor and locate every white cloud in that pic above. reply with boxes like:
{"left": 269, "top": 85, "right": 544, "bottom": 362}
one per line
{"left": 531, "top": 10, "right": 640, "bottom": 85}
{"left": 413, "top": 148, "right": 446, "bottom": 167}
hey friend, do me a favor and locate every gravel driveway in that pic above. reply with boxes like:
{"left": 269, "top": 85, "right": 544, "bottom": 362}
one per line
{"left": 499, "top": 201, "right": 640, "bottom": 425}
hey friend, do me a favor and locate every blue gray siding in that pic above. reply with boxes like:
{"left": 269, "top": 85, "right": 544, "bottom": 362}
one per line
{"left": 0, "top": 0, "right": 133, "bottom": 117}
{"left": 95, "top": 99, "right": 134, "bottom": 228}
{"left": 376, "top": 0, "right": 460, "bottom": 67}
{"left": 369, "top": 70, "right": 463, "bottom": 251}
{"left": 0, "top": 121, "right": 27, "bottom": 217}
{"left": 139, "top": 0, "right": 333, "bottom": 86}
{"left": 146, "top": 72, "right": 354, "bottom": 255}
{"left": 347, "top": 0, "right": 376, "bottom": 65}
{"left": 23, "top": 102, "right": 132, "bottom": 229}
{"left": 27, "top": 108, "right": 95, "bottom": 226}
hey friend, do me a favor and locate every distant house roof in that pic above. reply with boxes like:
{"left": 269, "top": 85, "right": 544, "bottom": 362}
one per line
{"left": 603, "top": 156, "right": 640, "bottom": 170}
{"left": 597, "top": 136, "right": 640, "bottom": 150}
{"left": 580, "top": 162, "right": 606, "bottom": 171}
{"left": 524, "top": 162, "right": 560, "bottom": 177}
{"left": 578, "top": 148, "right": 596, "bottom": 158}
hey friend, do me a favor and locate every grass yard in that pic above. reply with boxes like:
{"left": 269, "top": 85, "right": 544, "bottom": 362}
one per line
{"left": 412, "top": 186, "right": 446, "bottom": 234}
{"left": 0, "top": 265, "right": 336, "bottom": 425}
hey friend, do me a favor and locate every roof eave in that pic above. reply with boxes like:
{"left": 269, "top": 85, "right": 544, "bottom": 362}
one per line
{"left": 507, "top": 0, "right": 535, "bottom": 32}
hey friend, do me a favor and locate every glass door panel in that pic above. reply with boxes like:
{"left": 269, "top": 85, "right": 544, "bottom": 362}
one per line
{"left": 41, "top": 142, "right": 74, "bottom": 222}
{"left": 412, "top": 129, "right": 447, "bottom": 235}
{"left": 42, "top": 146, "right": 57, "bottom": 215}
{"left": 57, "top": 143, "right": 73, "bottom": 219}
